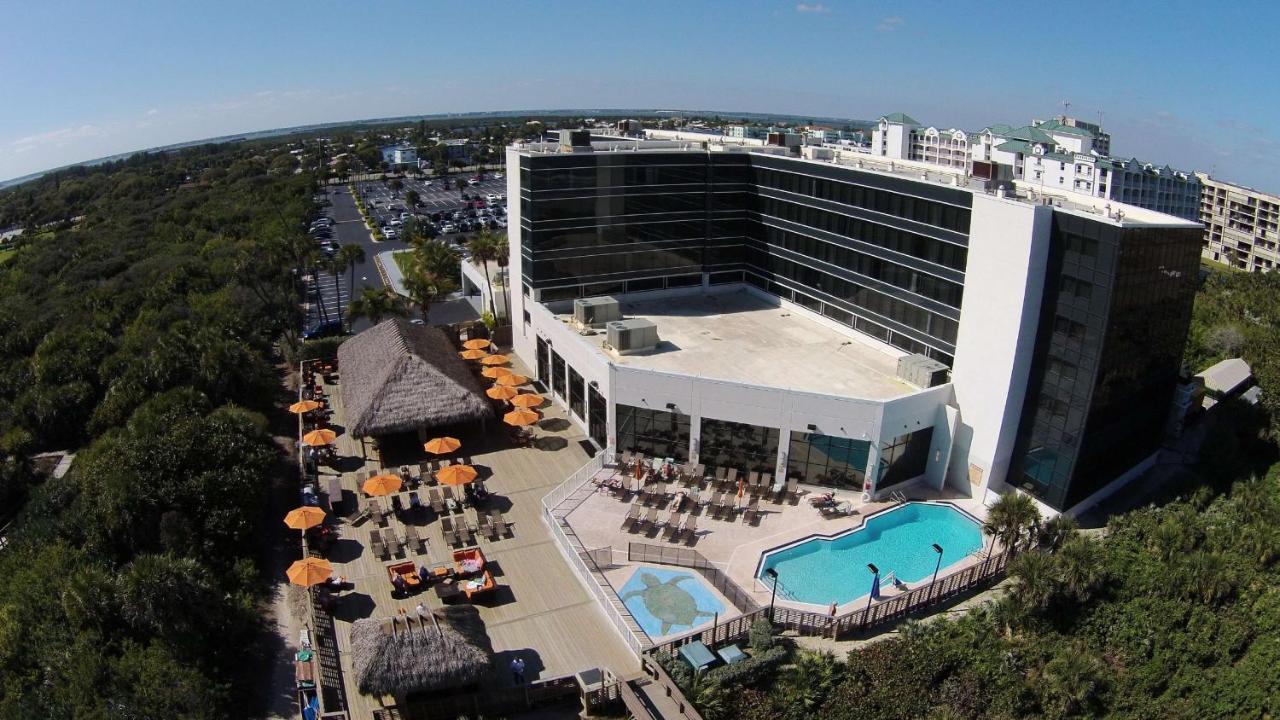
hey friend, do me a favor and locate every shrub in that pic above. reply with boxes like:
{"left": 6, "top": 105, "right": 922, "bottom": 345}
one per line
{"left": 655, "top": 651, "right": 693, "bottom": 692}
{"left": 705, "top": 645, "right": 789, "bottom": 688}
{"left": 748, "top": 617, "right": 775, "bottom": 653}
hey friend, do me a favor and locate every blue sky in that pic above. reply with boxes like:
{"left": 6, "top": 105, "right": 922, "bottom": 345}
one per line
{"left": 3, "top": 0, "right": 1279, "bottom": 190}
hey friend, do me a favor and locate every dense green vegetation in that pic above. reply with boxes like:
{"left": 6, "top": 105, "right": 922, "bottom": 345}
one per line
{"left": 686, "top": 268, "right": 1280, "bottom": 720}
{"left": 0, "top": 144, "right": 313, "bottom": 716}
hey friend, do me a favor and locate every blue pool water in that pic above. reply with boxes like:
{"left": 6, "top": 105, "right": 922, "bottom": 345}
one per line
{"left": 619, "top": 566, "right": 725, "bottom": 639}
{"left": 758, "top": 503, "right": 983, "bottom": 606}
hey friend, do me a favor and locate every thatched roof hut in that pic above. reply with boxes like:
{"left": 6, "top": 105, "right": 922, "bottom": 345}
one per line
{"left": 350, "top": 606, "right": 494, "bottom": 697}
{"left": 338, "top": 319, "right": 493, "bottom": 438}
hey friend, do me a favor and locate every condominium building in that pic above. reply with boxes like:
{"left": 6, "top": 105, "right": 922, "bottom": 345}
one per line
{"left": 1197, "top": 173, "right": 1280, "bottom": 272}
{"left": 872, "top": 113, "right": 1201, "bottom": 221}
{"left": 505, "top": 135, "right": 1202, "bottom": 514}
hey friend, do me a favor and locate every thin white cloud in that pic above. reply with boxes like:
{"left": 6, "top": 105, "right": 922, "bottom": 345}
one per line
{"left": 11, "top": 124, "right": 105, "bottom": 148}
{"left": 876, "top": 15, "right": 903, "bottom": 31}
{"left": 146, "top": 108, "right": 159, "bottom": 116}
{"left": 795, "top": 3, "right": 830, "bottom": 13}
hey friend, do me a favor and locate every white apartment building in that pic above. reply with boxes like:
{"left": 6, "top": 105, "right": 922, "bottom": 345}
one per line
{"left": 1198, "top": 173, "right": 1280, "bottom": 272}
{"left": 872, "top": 113, "right": 1201, "bottom": 220}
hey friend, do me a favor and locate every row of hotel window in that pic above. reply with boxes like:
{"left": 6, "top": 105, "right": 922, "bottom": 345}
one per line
{"left": 615, "top": 404, "right": 934, "bottom": 491}
{"left": 521, "top": 160, "right": 973, "bottom": 235}
{"left": 522, "top": 191, "right": 970, "bottom": 274}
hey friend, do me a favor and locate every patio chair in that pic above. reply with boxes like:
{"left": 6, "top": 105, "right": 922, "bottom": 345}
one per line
{"left": 653, "top": 481, "right": 668, "bottom": 503}
{"left": 369, "top": 530, "right": 386, "bottom": 559}
{"left": 725, "top": 468, "right": 740, "bottom": 488}
{"left": 457, "top": 520, "right": 474, "bottom": 546}
{"left": 404, "top": 524, "right": 424, "bottom": 555}
{"left": 714, "top": 466, "right": 728, "bottom": 483}
{"left": 490, "top": 509, "right": 510, "bottom": 537}
{"left": 440, "top": 516, "right": 459, "bottom": 546}
{"left": 368, "top": 499, "right": 386, "bottom": 527}
{"left": 638, "top": 506, "right": 659, "bottom": 532}
{"left": 390, "top": 494, "right": 405, "bottom": 517}
{"left": 383, "top": 528, "right": 402, "bottom": 558}
{"left": 663, "top": 512, "right": 684, "bottom": 541}
{"left": 620, "top": 503, "right": 641, "bottom": 531}
{"left": 693, "top": 463, "right": 706, "bottom": 480}
{"left": 443, "top": 485, "right": 459, "bottom": 508}
{"left": 477, "top": 513, "right": 497, "bottom": 540}
{"left": 708, "top": 492, "right": 724, "bottom": 516}
{"left": 418, "top": 462, "right": 431, "bottom": 483}
{"left": 747, "top": 470, "right": 760, "bottom": 492}
{"left": 680, "top": 515, "right": 698, "bottom": 543}
{"left": 784, "top": 476, "right": 799, "bottom": 503}
{"left": 428, "top": 488, "right": 446, "bottom": 514}
{"left": 743, "top": 498, "right": 761, "bottom": 525}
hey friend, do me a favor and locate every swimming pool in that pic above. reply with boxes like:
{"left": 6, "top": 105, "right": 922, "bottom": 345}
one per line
{"left": 619, "top": 566, "right": 725, "bottom": 639}
{"left": 757, "top": 502, "right": 983, "bottom": 607}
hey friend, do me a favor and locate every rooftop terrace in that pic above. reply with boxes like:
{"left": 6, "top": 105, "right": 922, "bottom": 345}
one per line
{"left": 546, "top": 289, "right": 918, "bottom": 401}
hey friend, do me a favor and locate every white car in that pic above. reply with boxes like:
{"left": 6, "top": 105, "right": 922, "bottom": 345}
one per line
{"left": 388, "top": 218, "right": 401, "bottom": 227}
{"left": 494, "top": 172, "right": 504, "bottom": 179}
{"left": 486, "top": 193, "right": 498, "bottom": 203}
{"left": 441, "top": 223, "right": 458, "bottom": 233}
{"left": 384, "top": 228, "right": 398, "bottom": 239}
{"left": 467, "top": 178, "right": 478, "bottom": 186}
{"left": 423, "top": 181, "right": 434, "bottom": 187}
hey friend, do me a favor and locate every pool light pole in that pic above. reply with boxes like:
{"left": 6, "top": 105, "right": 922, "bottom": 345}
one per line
{"left": 929, "top": 543, "right": 944, "bottom": 601}
{"left": 764, "top": 568, "right": 779, "bottom": 623}
{"left": 862, "top": 563, "right": 879, "bottom": 629}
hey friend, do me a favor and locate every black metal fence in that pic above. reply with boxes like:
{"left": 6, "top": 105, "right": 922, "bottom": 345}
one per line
{"left": 627, "top": 542, "right": 761, "bottom": 613}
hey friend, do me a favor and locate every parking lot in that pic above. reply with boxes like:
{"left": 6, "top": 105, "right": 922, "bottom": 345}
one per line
{"left": 356, "top": 173, "right": 509, "bottom": 243}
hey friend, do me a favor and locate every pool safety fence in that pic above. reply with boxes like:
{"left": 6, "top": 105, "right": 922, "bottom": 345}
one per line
{"left": 627, "top": 543, "right": 762, "bottom": 614}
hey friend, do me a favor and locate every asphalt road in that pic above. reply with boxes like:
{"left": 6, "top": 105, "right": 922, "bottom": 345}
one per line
{"left": 327, "top": 185, "right": 411, "bottom": 332}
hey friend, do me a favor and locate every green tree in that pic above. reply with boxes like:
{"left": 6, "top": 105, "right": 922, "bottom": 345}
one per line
{"left": 468, "top": 230, "right": 502, "bottom": 319}
{"left": 347, "top": 287, "right": 407, "bottom": 326}
{"left": 405, "top": 189, "right": 420, "bottom": 209}
{"left": 983, "top": 492, "right": 1042, "bottom": 555}
{"left": 335, "top": 243, "right": 366, "bottom": 312}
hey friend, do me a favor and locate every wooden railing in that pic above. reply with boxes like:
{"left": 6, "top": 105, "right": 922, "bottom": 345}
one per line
{"left": 402, "top": 673, "right": 583, "bottom": 720}
{"left": 646, "top": 608, "right": 770, "bottom": 658}
{"left": 641, "top": 655, "right": 706, "bottom": 720}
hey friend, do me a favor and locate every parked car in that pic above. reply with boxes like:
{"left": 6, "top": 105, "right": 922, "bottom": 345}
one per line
{"left": 384, "top": 228, "right": 398, "bottom": 239}
{"left": 486, "top": 193, "right": 498, "bottom": 203}
{"left": 303, "top": 319, "right": 343, "bottom": 339}
{"left": 495, "top": 217, "right": 508, "bottom": 228}
{"left": 467, "top": 178, "right": 478, "bottom": 186}
{"left": 493, "top": 172, "right": 504, "bottom": 180}
{"left": 441, "top": 223, "right": 458, "bottom": 233}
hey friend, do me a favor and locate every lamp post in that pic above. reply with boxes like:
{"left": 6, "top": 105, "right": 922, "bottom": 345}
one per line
{"left": 929, "top": 543, "right": 944, "bottom": 601}
{"left": 764, "top": 568, "right": 779, "bottom": 623}
{"left": 862, "top": 563, "right": 879, "bottom": 629}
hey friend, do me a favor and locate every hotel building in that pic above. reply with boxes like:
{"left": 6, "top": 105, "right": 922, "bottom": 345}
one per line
{"left": 504, "top": 133, "right": 1202, "bottom": 514}
{"left": 1197, "top": 173, "right": 1280, "bottom": 272}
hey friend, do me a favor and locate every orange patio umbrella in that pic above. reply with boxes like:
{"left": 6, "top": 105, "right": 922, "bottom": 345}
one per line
{"left": 424, "top": 436, "right": 462, "bottom": 455}
{"left": 480, "top": 354, "right": 510, "bottom": 366}
{"left": 362, "top": 473, "right": 403, "bottom": 496}
{"left": 289, "top": 400, "right": 322, "bottom": 414}
{"left": 504, "top": 408, "right": 540, "bottom": 426}
{"left": 437, "top": 464, "right": 478, "bottom": 486}
{"left": 286, "top": 557, "right": 333, "bottom": 587}
{"left": 486, "top": 385, "right": 519, "bottom": 401}
{"left": 495, "top": 373, "right": 529, "bottom": 387}
{"left": 459, "top": 348, "right": 489, "bottom": 360}
{"left": 301, "top": 428, "right": 337, "bottom": 446}
{"left": 462, "top": 338, "right": 492, "bottom": 350}
{"left": 283, "top": 505, "right": 326, "bottom": 531}
{"left": 510, "top": 393, "right": 544, "bottom": 408}
{"left": 481, "top": 365, "right": 513, "bottom": 379}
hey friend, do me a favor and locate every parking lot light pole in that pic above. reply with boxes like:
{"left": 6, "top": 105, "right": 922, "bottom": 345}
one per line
{"left": 764, "top": 568, "right": 779, "bottom": 623}
{"left": 862, "top": 563, "right": 879, "bottom": 629}
{"left": 930, "top": 544, "right": 944, "bottom": 601}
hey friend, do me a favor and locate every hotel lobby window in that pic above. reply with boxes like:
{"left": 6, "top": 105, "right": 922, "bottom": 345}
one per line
{"left": 878, "top": 427, "right": 934, "bottom": 488}
{"left": 551, "top": 350, "right": 566, "bottom": 399}
{"left": 568, "top": 366, "right": 585, "bottom": 419}
{"left": 786, "top": 432, "right": 871, "bottom": 489}
{"left": 699, "top": 417, "right": 779, "bottom": 473}
{"left": 615, "top": 404, "right": 690, "bottom": 462}
{"left": 535, "top": 337, "right": 550, "bottom": 385}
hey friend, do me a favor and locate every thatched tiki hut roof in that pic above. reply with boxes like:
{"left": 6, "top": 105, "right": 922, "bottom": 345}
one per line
{"left": 350, "top": 605, "right": 494, "bottom": 697}
{"left": 338, "top": 319, "right": 493, "bottom": 438}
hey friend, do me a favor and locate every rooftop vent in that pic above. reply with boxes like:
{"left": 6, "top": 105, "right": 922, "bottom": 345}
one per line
{"left": 573, "top": 296, "right": 622, "bottom": 328}
{"left": 605, "top": 319, "right": 659, "bottom": 356}
{"left": 896, "top": 353, "right": 950, "bottom": 388}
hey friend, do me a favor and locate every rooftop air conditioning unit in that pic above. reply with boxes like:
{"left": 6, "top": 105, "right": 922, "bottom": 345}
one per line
{"left": 895, "top": 353, "right": 950, "bottom": 388}
{"left": 573, "top": 296, "right": 622, "bottom": 328}
{"left": 606, "top": 319, "right": 659, "bottom": 355}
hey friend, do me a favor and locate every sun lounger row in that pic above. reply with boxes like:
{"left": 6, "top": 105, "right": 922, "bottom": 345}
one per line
{"left": 441, "top": 510, "right": 511, "bottom": 547}
{"left": 620, "top": 503, "right": 699, "bottom": 543}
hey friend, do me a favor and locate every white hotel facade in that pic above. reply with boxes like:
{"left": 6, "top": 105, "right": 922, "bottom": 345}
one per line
{"left": 504, "top": 133, "right": 1202, "bottom": 515}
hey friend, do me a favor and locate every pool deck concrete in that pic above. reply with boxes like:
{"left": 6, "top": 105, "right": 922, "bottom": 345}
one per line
{"left": 565, "top": 474, "right": 990, "bottom": 617}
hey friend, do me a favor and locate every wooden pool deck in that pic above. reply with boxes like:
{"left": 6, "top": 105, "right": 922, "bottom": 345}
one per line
{"left": 308, "top": 359, "right": 640, "bottom": 718}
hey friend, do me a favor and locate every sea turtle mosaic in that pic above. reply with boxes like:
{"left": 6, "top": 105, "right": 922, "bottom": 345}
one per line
{"left": 621, "top": 571, "right": 718, "bottom": 635}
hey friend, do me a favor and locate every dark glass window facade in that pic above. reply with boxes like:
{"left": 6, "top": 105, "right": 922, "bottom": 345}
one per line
{"left": 588, "top": 385, "right": 607, "bottom": 448}
{"left": 518, "top": 150, "right": 971, "bottom": 363}
{"left": 568, "top": 366, "right": 585, "bottom": 419}
{"left": 615, "top": 404, "right": 690, "bottom": 461}
{"left": 551, "top": 349, "right": 566, "bottom": 399}
{"left": 699, "top": 417, "right": 779, "bottom": 473}
{"left": 535, "top": 336, "right": 550, "bottom": 386}
{"left": 878, "top": 428, "right": 935, "bottom": 488}
{"left": 787, "top": 432, "right": 871, "bottom": 489}
{"left": 1008, "top": 216, "right": 1202, "bottom": 510}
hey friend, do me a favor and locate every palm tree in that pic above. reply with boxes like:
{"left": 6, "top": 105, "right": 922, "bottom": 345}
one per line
{"left": 1056, "top": 538, "right": 1103, "bottom": 602}
{"left": 402, "top": 270, "right": 456, "bottom": 324}
{"left": 469, "top": 230, "right": 501, "bottom": 319}
{"left": 1009, "top": 550, "right": 1057, "bottom": 613}
{"left": 336, "top": 244, "right": 366, "bottom": 308}
{"left": 347, "top": 287, "right": 407, "bottom": 326}
{"left": 493, "top": 232, "right": 510, "bottom": 321}
{"left": 1038, "top": 513, "right": 1079, "bottom": 552}
{"left": 983, "top": 492, "right": 1042, "bottom": 556}
{"left": 1040, "top": 646, "right": 1106, "bottom": 718}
